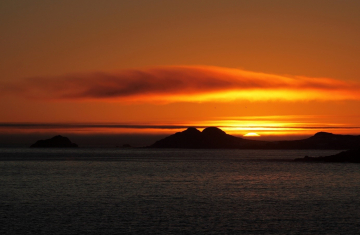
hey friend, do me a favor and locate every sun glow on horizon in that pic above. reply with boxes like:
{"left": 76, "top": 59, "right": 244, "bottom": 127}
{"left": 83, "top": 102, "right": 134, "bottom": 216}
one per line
{"left": 197, "top": 115, "right": 360, "bottom": 137}
{"left": 244, "top": 132, "right": 260, "bottom": 137}
{"left": 1, "top": 115, "right": 360, "bottom": 139}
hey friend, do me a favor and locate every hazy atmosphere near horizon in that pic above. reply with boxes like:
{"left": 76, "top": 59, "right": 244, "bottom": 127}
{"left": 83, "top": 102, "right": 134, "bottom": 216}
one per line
{"left": 1, "top": 0, "right": 360, "bottom": 147}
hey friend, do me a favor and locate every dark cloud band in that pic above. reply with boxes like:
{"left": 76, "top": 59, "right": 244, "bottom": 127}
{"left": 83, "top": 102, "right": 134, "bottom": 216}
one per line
{"left": 2, "top": 66, "right": 360, "bottom": 102}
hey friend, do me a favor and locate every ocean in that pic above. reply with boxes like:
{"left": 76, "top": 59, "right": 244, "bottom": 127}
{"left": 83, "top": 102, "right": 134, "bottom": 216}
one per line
{"left": 1, "top": 148, "right": 359, "bottom": 234}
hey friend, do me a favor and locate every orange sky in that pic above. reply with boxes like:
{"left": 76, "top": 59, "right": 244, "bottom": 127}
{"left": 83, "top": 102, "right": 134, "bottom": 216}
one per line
{"left": 1, "top": 0, "right": 360, "bottom": 143}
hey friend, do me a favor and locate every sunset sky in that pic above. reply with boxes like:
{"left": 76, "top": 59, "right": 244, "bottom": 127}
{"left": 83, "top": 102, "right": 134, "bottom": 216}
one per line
{"left": 1, "top": 0, "right": 360, "bottom": 146}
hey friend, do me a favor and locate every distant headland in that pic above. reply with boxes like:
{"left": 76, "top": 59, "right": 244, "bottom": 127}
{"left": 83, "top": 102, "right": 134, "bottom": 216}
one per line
{"left": 30, "top": 135, "right": 78, "bottom": 148}
{"left": 295, "top": 148, "right": 360, "bottom": 163}
{"left": 148, "top": 127, "right": 360, "bottom": 150}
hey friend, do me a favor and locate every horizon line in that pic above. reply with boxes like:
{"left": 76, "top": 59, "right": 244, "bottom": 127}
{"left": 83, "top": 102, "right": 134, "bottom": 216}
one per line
{"left": 1, "top": 122, "right": 360, "bottom": 131}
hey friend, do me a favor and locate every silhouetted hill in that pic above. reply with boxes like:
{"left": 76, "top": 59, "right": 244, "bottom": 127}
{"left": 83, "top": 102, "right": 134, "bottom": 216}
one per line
{"left": 30, "top": 135, "right": 78, "bottom": 148}
{"left": 149, "top": 128, "right": 360, "bottom": 149}
{"left": 273, "top": 132, "right": 360, "bottom": 149}
{"left": 150, "top": 127, "right": 269, "bottom": 149}
{"left": 295, "top": 148, "right": 360, "bottom": 163}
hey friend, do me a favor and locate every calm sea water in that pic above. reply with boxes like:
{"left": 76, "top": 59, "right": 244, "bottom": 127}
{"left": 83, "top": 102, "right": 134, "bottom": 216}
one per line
{"left": 1, "top": 148, "right": 360, "bottom": 234}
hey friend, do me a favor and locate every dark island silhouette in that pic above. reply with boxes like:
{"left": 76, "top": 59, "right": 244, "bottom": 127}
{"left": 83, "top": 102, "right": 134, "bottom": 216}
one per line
{"left": 150, "top": 127, "right": 269, "bottom": 149}
{"left": 30, "top": 135, "right": 78, "bottom": 148}
{"left": 295, "top": 148, "right": 360, "bottom": 163}
{"left": 149, "top": 127, "right": 360, "bottom": 150}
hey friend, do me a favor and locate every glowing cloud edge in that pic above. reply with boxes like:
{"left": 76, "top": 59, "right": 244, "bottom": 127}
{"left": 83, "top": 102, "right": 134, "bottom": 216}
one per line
{"left": 2, "top": 65, "right": 360, "bottom": 103}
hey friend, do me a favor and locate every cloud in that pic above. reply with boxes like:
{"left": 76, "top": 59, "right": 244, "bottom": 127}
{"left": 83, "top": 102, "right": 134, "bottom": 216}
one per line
{"left": 0, "top": 123, "right": 202, "bottom": 130}
{"left": 1, "top": 122, "right": 359, "bottom": 131}
{"left": 2, "top": 66, "right": 360, "bottom": 102}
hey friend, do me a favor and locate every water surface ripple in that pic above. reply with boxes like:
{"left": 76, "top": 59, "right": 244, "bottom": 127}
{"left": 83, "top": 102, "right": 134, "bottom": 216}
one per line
{"left": 1, "top": 149, "right": 359, "bottom": 234}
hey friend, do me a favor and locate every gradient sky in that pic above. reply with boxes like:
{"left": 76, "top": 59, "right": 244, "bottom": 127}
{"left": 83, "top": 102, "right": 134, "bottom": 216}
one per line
{"left": 1, "top": 0, "right": 360, "bottom": 144}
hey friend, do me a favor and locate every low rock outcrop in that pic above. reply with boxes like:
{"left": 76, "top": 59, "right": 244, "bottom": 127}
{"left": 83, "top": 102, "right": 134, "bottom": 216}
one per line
{"left": 294, "top": 148, "right": 360, "bottom": 163}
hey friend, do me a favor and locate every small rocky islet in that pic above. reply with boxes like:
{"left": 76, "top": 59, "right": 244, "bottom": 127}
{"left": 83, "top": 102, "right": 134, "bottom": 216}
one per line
{"left": 30, "top": 135, "right": 78, "bottom": 148}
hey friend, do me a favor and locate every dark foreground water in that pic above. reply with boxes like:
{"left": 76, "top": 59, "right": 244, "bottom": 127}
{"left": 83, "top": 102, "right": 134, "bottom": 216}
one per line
{"left": 1, "top": 148, "right": 360, "bottom": 234}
